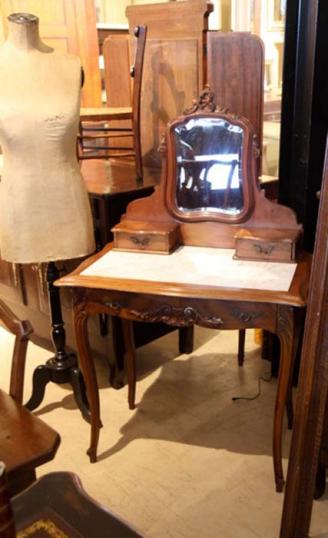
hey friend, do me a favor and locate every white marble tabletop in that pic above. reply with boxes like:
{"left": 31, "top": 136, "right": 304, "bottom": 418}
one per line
{"left": 81, "top": 246, "right": 297, "bottom": 292}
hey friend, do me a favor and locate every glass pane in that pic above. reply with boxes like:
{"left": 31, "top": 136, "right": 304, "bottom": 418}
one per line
{"left": 174, "top": 117, "right": 244, "bottom": 216}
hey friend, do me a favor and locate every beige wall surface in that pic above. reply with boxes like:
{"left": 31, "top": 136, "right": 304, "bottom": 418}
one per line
{"left": 0, "top": 0, "right": 101, "bottom": 105}
{"left": 96, "top": 0, "right": 172, "bottom": 25}
{"left": 95, "top": 0, "right": 130, "bottom": 24}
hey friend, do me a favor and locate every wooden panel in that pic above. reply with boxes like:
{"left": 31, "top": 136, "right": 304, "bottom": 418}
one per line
{"left": 126, "top": 0, "right": 213, "bottom": 168}
{"left": 102, "top": 35, "right": 132, "bottom": 148}
{"left": 0, "top": 0, "right": 101, "bottom": 106}
{"left": 141, "top": 38, "right": 199, "bottom": 168}
{"left": 207, "top": 32, "right": 264, "bottom": 153}
{"left": 103, "top": 36, "right": 132, "bottom": 107}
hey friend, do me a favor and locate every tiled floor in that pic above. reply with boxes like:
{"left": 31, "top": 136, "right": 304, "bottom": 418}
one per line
{"left": 1, "top": 325, "right": 327, "bottom": 537}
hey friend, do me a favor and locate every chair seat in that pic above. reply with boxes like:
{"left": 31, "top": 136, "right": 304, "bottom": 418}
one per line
{"left": 0, "top": 390, "right": 60, "bottom": 494}
{"left": 80, "top": 106, "right": 132, "bottom": 122}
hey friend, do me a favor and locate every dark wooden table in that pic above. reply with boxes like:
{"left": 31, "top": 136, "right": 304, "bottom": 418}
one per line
{"left": 10, "top": 471, "right": 141, "bottom": 537}
{"left": 57, "top": 244, "right": 311, "bottom": 493}
{"left": 82, "top": 159, "right": 159, "bottom": 248}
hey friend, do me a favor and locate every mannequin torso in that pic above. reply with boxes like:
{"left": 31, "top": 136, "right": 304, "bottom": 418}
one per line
{"left": 0, "top": 14, "right": 95, "bottom": 263}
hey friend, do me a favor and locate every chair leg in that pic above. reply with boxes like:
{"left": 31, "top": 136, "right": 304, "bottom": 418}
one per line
{"left": 238, "top": 329, "right": 246, "bottom": 366}
{"left": 179, "top": 326, "right": 194, "bottom": 354}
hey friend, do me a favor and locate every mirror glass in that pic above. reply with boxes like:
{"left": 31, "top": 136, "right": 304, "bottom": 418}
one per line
{"left": 174, "top": 117, "right": 244, "bottom": 216}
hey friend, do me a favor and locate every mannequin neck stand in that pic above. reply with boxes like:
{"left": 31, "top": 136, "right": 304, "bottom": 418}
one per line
{"left": 6, "top": 12, "right": 51, "bottom": 53}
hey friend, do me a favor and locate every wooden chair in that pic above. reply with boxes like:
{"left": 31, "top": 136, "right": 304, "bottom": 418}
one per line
{"left": 79, "top": 25, "right": 147, "bottom": 180}
{"left": 0, "top": 300, "right": 60, "bottom": 496}
{"left": 0, "top": 463, "right": 141, "bottom": 538}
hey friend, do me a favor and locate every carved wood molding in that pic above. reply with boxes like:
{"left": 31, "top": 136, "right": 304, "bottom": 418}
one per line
{"left": 183, "top": 85, "right": 229, "bottom": 115}
{"left": 232, "top": 309, "right": 262, "bottom": 323}
{"left": 95, "top": 300, "right": 224, "bottom": 329}
{"left": 127, "top": 305, "right": 224, "bottom": 328}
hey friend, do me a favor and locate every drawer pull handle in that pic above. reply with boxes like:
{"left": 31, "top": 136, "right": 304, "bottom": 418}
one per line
{"left": 253, "top": 244, "right": 275, "bottom": 255}
{"left": 130, "top": 236, "right": 150, "bottom": 247}
{"left": 105, "top": 301, "right": 121, "bottom": 313}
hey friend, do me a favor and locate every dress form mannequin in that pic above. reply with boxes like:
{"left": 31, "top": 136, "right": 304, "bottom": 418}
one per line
{"left": 0, "top": 13, "right": 95, "bottom": 263}
{"left": 0, "top": 13, "right": 95, "bottom": 417}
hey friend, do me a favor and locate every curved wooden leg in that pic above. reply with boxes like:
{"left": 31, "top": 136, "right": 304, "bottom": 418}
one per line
{"left": 275, "top": 306, "right": 296, "bottom": 492}
{"left": 285, "top": 308, "right": 305, "bottom": 430}
{"left": 286, "top": 383, "right": 294, "bottom": 430}
{"left": 74, "top": 302, "right": 102, "bottom": 463}
{"left": 121, "top": 319, "right": 136, "bottom": 410}
{"left": 109, "top": 316, "right": 126, "bottom": 389}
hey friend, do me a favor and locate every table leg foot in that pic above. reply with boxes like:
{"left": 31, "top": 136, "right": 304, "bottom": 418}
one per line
{"left": 87, "top": 448, "right": 97, "bottom": 463}
{"left": 25, "top": 364, "right": 51, "bottom": 410}
{"left": 275, "top": 478, "right": 285, "bottom": 493}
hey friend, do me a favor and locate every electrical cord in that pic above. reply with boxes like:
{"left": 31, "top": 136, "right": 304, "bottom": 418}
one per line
{"left": 232, "top": 371, "right": 272, "bottom": 401}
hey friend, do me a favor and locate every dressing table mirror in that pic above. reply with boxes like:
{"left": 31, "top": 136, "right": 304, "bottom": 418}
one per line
{"left": 170, "top": 114, "right": 247, "bottom": 221}
{"left": 112, "top": 87, "right": 302, "bottom": 261}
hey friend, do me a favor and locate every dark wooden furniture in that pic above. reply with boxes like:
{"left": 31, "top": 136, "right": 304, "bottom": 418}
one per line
{"left": 279, "top": 138, "right": 328, "bottom": 537}
{"left": 0, "top": 300, "right": 60, "bottom": 496}
{"left": 82, "top": 159, "right": 158, "bottom": 248}
{"left": 57, "top": 95, "right": 310, "bottom": 493}
{"left": 0, "top": 464, "right": 141, "bottom": 537}
{"left": 0, "top": 463, "right": 15, "bottom": 537}
{"left": 279, "top": 0, "right": 327, "bottom": 252}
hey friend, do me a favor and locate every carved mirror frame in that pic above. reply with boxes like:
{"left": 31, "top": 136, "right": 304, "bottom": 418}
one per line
{"left": 112, "top": 87, "right": 302, "bottom": 260}
{"left": 164, "top": 109, "right": 257, "bottom": 224}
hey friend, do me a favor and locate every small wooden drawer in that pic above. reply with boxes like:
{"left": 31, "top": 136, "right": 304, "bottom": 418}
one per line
{"left": 112, "top": 220, "right": 180, "bottom": 254}
{"left": 234, "top": 228, "right": 302, "bottom": 262}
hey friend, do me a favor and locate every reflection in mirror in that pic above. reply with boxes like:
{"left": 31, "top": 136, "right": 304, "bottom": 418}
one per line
{"left": 174, "top": 117, "right": 244, "bottom": 216}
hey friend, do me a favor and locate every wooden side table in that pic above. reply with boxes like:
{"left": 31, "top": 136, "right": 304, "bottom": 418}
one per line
{"left": 57, "top": 244, "right": 311, "bottom": 493}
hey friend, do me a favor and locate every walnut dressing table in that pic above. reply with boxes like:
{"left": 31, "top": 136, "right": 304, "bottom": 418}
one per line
{"left": 57, "top": 243, "right": 310, "bottom": 493}
{"left": 56, "top": 91, "right": 310, "bottom": 493}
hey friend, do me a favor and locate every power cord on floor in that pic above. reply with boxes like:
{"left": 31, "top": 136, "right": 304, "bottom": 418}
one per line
{"left": 232, "top": 372, "right": 272, "bottom": 401}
